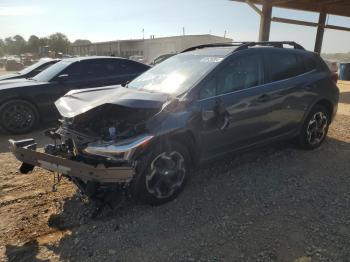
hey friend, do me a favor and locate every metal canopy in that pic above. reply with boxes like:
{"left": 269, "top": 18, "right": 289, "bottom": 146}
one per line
{"left": 231, "top": 0, "right": 350, "bottom": 17}
{"left": 230, "top": 0, "right": 350, "bottom": 53}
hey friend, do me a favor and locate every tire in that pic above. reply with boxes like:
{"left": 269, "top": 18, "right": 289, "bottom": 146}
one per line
{"left": 0, "top": 99, "right": 39, "bottom": 134}
{"left": 131, "top": 141, "right": 190, "bottom": 205}
{"left": 298, "top": 105, "right": 330, "bottom": 150}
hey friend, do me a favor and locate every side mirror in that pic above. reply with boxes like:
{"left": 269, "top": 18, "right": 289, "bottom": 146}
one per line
{"left": 121, "top": 80, "right": 130, "bottom": 87}
{"left": 56, "top": 74, "right": 69, "bottom": 83}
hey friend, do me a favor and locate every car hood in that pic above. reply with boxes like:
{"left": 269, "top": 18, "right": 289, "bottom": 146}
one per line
{"left": 55, "top": 85, "right": 171, "bottom": 118}
{"left": 0, "top": 78, "right": 43, "bottom": 90}
{"left": 0, "top": 73, "right": 21, "bottom": 81}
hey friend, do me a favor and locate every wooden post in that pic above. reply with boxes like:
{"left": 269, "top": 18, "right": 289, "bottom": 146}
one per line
{"left": 314, "top": 12, "right": 327, "bottom": 53}
{"left": 259, "top": 3, "right": 272, "bottom": 41}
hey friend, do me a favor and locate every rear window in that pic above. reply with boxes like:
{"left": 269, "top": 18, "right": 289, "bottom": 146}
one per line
{"left": 267, "top": 51, "right": 304, "bottom": 82}
{"left": 303, "top": 56, "right": 317, "bottom": 72}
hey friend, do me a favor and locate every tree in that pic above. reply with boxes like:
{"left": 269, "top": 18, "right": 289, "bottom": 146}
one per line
{"left": 73, "top": 39, "right": 91, "bottom": 45}
{"left": 48, "top": 32, "right": 70, "bottom": 53}
{"left": 27, "top": 35, "right": 40, "bottom": 53}
{"left": 39, "top": 37, "right": 49, "bottom": 46}
{"left": 0, "top": 39, "right": 5, "bottom": 56}
{"left": 4, "top": 35, "right": 26, "bottom": 55}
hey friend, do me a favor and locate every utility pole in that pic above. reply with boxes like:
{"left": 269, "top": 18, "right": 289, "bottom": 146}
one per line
{"left": 183, "top": 27, "right": 185, "bottom": 36}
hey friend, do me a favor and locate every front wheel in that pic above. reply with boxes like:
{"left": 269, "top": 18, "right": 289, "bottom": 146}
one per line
{"left": 298, "top": 105, "right": 330, "bottom": 150}
{"left": 0, "top": 99, "right": 39, "bottom": 134}
{"left": 131, "top": 142, "right": 190, "bottom": 205}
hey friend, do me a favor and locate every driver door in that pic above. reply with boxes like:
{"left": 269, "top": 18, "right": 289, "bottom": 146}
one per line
{"left": 197, "top": 51, "right": 282, "bottom": 159}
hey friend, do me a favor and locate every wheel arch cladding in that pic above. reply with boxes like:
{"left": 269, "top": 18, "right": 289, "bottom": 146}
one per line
{"left": 314, "top": 99, "right": 334, "bottom": 121}
{"left": 169, "top": 130, "right": 197, "bottom": 164}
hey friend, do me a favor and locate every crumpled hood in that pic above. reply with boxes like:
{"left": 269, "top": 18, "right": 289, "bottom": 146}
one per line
{"left": 0, "top": 73, "right": 21, "bottom": 81}
{"left": 55, "top": 85, "right": 171, "bottom": 118}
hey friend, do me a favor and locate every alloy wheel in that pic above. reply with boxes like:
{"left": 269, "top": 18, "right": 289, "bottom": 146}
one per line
{"left": 1, "top": 103, "right": 35, "bottom": 132}
{"left": 146, "top": 151, "right": 186, "bottom": 199}
{"left": 306, "top": 111, "right": 328, "bottom": 146}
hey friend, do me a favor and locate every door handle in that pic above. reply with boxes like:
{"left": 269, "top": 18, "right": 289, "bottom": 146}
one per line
{"left": 257, "top": 94, "right": 270, "bottom": 103}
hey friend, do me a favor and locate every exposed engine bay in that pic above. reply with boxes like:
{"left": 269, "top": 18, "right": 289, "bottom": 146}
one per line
{"left": 46, "top": 103, "right": 159, "bottom": 163}
{"left": 9, "top": 85, "right": 185, "bottom": 210}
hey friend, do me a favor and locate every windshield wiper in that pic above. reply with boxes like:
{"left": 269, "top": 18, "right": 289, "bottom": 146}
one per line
{"left": 27, "top": 77, "right": 37, "bottom": 81}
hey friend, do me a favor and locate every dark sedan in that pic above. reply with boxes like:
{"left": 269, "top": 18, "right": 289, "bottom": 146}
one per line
{"left": 0, "top": 56, "right": 150, "bottom": 134}
{"left": 0, "top": 58, "right": 60, "bottom": 81}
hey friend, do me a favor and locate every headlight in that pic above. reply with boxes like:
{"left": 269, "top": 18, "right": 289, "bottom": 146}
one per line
{"left": 83, "top": 134, "right": 153, "bottom": 160}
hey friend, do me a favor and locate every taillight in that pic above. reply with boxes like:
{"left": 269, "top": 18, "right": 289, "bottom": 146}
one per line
{"left": 331, "top": 72, "right": 338, "bottom": 83}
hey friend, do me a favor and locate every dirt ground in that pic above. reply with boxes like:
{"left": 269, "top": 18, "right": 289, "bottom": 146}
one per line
{"left": 0, "top": 80, "right": 350, "bottom": 262}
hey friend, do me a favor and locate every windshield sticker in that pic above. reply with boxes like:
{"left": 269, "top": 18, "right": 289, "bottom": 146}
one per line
{"left": 200, "top": 57, "right": 223, "bottom": 63}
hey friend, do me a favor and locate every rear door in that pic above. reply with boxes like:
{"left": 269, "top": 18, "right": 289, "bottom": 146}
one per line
{"left": 263, "top": 49, "right": 310, "bottom": 134}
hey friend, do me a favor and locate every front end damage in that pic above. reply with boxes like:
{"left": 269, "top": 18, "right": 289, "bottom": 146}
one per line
{"left": 9, "top": 86, "right": 171, "bottom": 206}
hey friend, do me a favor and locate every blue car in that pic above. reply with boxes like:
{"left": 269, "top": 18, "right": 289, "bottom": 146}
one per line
{"left": 10, "top": 41, "right": 339, "bottom": 205}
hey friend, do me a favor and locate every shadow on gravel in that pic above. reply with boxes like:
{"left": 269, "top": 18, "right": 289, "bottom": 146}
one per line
{"left": 5, "top": 240, "right": 48, "bottom": 262}
{"left": 4, "top": 135, "right": 350, "bottom": 261}
{"left": 339, "top": 91, "right": 350, "bottom": 105}
{"left": 0, "top": 122, "right": 57, "bottom": 153}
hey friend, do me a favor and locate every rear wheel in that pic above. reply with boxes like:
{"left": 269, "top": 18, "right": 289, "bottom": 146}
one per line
{"left": 131, "top": 141, "right": 190, "bottom": 205}
{"left": 298, "top": 105, "right": 330, "bottom": 150}
{"left": 0, "top": 99, "right": 39, "bottom": 134}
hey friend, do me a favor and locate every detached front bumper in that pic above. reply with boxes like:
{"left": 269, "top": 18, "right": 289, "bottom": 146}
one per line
{"left": 9, "top": 139, "right": 135, "bottom": 183}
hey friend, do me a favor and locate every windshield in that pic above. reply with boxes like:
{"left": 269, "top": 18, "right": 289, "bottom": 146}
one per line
{"left": 128, "top": 53, "right": 224, "bottom": 96}
{"left": 19, "top": 60, "right": 51, "bottom": 75}
{"left": 33, "top": 60, "right": 72, "bottom": 82}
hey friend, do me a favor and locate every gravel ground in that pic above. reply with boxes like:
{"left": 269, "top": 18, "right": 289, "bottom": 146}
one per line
{"left": 0, "top": 82, "right": 349, "bottom": 262}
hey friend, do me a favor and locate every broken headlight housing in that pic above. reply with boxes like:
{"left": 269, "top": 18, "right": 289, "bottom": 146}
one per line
{"left": 83, "top": 134, "right": 153, "bottom": 160}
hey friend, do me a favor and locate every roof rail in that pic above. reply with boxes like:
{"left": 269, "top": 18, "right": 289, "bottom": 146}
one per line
{"left": 181, "top": 42, "right": 248, "bottom": 53}
{"left": 234, "top": 41, "right": 305, "bottom": 51}
{"left": 181, "top": 41, "right": 305, "bottom": 53}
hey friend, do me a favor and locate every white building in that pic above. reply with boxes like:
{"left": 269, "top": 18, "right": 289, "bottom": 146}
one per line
{"left": 71, "top": 34, "right": 232, "bottom": 63}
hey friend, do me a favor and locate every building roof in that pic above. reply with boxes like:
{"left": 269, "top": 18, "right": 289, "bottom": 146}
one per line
{"left": 71, "top": 34, "right": 232, "bottom": 47}
{"left": 230, "top": 0, "right": 350, "bottom": 17}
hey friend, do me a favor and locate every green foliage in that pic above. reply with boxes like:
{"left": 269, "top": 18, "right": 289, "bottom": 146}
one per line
{"left": 0, "top": 39, "right": 5, "bottom": 56}
{"left": 0, "top": 32, "right": 80, "bottom": 56}
{"left": 48, "top": 32, "right": 70, "bottom": 53}
{"left": 4, "top": 35, "right": 26, "bottom": 54}
{"left": 27, "top": 35, "right": 40, "bottom": 53}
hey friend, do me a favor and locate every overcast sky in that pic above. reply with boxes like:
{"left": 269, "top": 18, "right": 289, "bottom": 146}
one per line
{"left": 1, "top": 0, "right": 350, "bottom": 53}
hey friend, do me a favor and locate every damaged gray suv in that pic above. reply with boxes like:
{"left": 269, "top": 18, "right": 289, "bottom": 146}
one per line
{"left": 10, "top": 42, "right": 339, "bottom": 205}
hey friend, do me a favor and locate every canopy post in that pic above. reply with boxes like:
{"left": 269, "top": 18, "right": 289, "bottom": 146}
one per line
{"left": 259, "top": 3, "right": 272, "bottom": 41}
{"left": 314, "top": 12, "right": 327, "bottom": 53}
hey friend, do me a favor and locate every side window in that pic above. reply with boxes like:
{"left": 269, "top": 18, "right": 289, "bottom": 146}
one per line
{"left": 268, "top": 51, "right": 302, "bottom": 82}
{"left": 80, "top": 60, "right": 108, "bottom": 79}
{"left": 128, "top": 61, "right": 149, "bottom": 73}
{"left": 199, "top": 54, "right": 264, "bottom": 99}
{"left": 216, "top": 54, "right": 264, "bottom": 95}
{"left": 303, "top": 55, "right": 317, "bottom": 72}
{"left": 112, "top": 60, "right": 147, "bottom": 75}
{"left": 61, "top": 62, "right": 82, "bottom": 80}
{"left": 36, "top": 61, "right": 56, "bottom": 73}
{"left": 200, "top": 77, "right": 217, "bottom": 99}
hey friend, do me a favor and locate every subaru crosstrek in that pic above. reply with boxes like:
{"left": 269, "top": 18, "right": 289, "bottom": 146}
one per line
{"left": 10, "top": 42, "right": 339, "bottom": 205}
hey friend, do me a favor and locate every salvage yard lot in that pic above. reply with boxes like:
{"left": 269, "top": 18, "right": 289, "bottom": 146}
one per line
{"left": 0, "top": 81, "right": 350, "bottom": 261}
